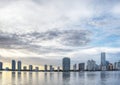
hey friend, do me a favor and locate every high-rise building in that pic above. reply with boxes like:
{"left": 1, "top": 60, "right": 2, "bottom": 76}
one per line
{"left": 106, "top": 61, "right": 110, "bottom": 70}
{"left": 117, "top": 61, "right": 120, "bottom": 70}
{"left": 73, "top": 64, "right": 77, "bottom": 71}
{"left": 87, "top": 60, "right": 96, "bottom": 71}
{"left": 12, "top": 60, "right": 16, "bottom": 71}
{"left": 44, "top": 64, "right": 48, "bottom": 71}
{"left": 0, "top": 62, "right": 3, "bottom": 70}
{"left": 114, "top": 62, "right": 118, "bottom": 70}
{"left": 29, "top": 65, "right": 33, "bottom": 71}
{"left": 62, "top": 57, "right": 70, "bottom": 71}
{"left": 79, "top": 63, "right": 85, "bottom": 71}
{"left": 50, "top": 65, "right": 53, "bottom": 72}
{"left": 101, "top": 52, "right": 106, "bottom": 70}
{"left": 18, "top": 61, "right": 22, "bottom": 71}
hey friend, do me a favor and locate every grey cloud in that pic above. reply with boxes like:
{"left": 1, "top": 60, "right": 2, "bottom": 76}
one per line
{"left": 26, "top": 30, "right": 91, "bottom": 46}
{"left": 0, "top": 29, "right": 91, "bottom": 54}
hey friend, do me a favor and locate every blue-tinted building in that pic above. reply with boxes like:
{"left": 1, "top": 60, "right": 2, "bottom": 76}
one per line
{"left": 62, "top": 57, "right": 70, "bottom": 71}
{"left": 29, "top": 65, "right": 33, "bottom": 71}
{"left": 12, "top": 60, "right": 16, "bottom": 71}
{"left": 79, "top": 63, "right": 85, "bottom": 71}
{"left": 0, "top": 62, "right": 3, "bottom": 70}
{"left": 101, "top": 52, "right": 106, "bottom": 70}
{"left": 18, "top": 61, "right": 22, "bottom": 71}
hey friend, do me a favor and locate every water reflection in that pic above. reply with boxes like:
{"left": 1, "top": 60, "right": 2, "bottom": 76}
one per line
{"left": 62, "top": 72, "right": 70, "bottom": 85}
{"left": 44, "top": 72, "right": 48, "bottom": 85}
{"left": 100, "top": 71, "right": 106, "bottom": 80}
{"left": 0, "top": 72, "right": 2, "bottom": 85}
{"left": 35, "top": 72, "right": 39, "bottom": 85}
{"left": 17, "top": 72, "right": 22, "bottom": 84}
{"left": 79, "top": 72, "right": 85, "bottom": 78}
{"left": 50, "top": 72, "right": 54, "bottom": 80}
{"left": 11, "top": 72, "right": 16, "bottom": 85}
{"left": 86, "top": 72, "right": 97, "bottom": 80}
{"left": 28, "top": 72, "right": 33, "bottom": 85}
{"left": 1, "top": 71, "right": 120, "bottom": 85}
{"left": 23, "top": 72, "right": 28, "bottom": 85}
{"left": 78, "top": 72, "right": 85, "bottom": 85}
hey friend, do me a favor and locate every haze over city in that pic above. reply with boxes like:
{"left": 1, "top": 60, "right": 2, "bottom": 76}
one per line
{"left": 0, "top": 0, "right": 120, "bottom": 67}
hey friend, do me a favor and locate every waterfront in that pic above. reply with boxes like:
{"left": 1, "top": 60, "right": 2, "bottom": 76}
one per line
{"left": 0, "top": 71, "right": 120, "bottom": 85}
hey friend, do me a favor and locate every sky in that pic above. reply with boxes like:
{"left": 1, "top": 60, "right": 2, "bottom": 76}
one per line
{"left": 0, "top": 0, "right": 120, "bottom": 67}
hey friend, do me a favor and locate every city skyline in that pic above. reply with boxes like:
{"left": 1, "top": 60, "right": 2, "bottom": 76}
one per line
{"left": 0, "top": 52, "right": 120, "bottom": 71}
{"left": 0, "top": 0, "right": 120, "bottom": 66}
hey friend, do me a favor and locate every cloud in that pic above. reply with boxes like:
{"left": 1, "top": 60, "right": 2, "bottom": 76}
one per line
{"left": 0, "top": 29, "right": 91, "bottom": 57}
{"left": 0, "top": 0, "right": 94, "bottom": 33}
{"left": 0, "top": 0, "right": 120, "bottom": 65}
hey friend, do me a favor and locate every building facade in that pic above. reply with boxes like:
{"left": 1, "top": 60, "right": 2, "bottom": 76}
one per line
{"left": 0, "top": 62, "right": 3, "bottom": 70}
{"left": 18, "top": 61, "right": 22, "bottom": 71}
{"left": 12, "top": 60, "right": 16, "bottom": 71}
{"left": 87, "top": 60, "right": 96, "bottom": 71}
{"left": 73, "top": 64, "right": 77, "bottom": 71}
{"left": 44, "top": 64, "right": 48, "bottom": 71}
{"left": 79, "top": 63, "right": 85, "bottom": 71}
{"left": 29, "top": 65, "right": 33, "bottom": 71}
{"left": 101, "top": 52, "right": 106, "bottom": 70}
{"left": 62, "top": 57, "right": 70, "bottom": 71}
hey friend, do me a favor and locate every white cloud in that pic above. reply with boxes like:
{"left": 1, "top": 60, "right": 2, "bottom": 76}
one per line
{"left": 112, "top": 3, "right": 120, "bottom": 15}
{"left": 0, "top": 0, "right": 94, "bottom": 33}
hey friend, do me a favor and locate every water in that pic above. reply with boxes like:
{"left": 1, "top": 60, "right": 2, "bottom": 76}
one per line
{"left": 0, "top": 71, "right": 120, "bottom": 85}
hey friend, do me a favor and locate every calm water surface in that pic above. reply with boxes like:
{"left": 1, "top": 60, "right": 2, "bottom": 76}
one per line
{"left": 0, "top": 71, "right": 120, "bottom": 85}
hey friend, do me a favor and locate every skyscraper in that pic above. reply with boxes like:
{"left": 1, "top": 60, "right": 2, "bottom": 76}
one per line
{"left": 18, "top": 61, "right": 21, "bottom": 71}
{"left": 87, "top": 60, "right": 96, "bottom": 71}
{"left": 50, "top": 65, "right": 53, "bottom": 72}
{"left": 12, "top": 60, "right": 16, "bottom": 71}
{"left": 62, "top": 57, "right": 70, "bottom": 71}
{"left": 79, "top": 63, "right": 85, "bottom": 71}
{"left": 101, "top": 52, "right": 106, "bottom": 70}
{"left": 29, "top": 65, "right": 33, "bottom": 71}
{"left": 44, "top": 64, "right": 48, "bottom": 71}
{"left": 0, "top": 62, "right": 3, "bottom": 70}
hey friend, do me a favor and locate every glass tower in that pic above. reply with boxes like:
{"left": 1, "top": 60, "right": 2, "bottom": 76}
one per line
{"left": 0, "top": 62, "right": 3, "bottom": 70}
{"left": 12, "top": 60, "right": 16, "bottom": 71}
{"left": 101, "top": 52, "right": 106, "bottom": 70}
{"left": 62, "top": 57, "right": 70, "bottom": 71}
{"left": 18, "top": 61, "right": 21, "bottom": 71}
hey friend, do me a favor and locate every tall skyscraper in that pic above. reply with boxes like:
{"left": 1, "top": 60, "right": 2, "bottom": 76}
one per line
{"left": 44, "top": 64, "right": 48, "bottom": 71}
{"left": 50, "top": 65, "right": 53, "bottom": 72}
{"left": 0, "top": 62, "right": 3, "bottom": 70}
{"left": 79, "top": 63, "right": 85, "bottom": 71}
{"left": 62, "top": 57, "right": 70, "bottom": 71}
{"left": 18, "top": 61, "right": 22, "bottom": 71}
{"left": 12, "top": 60, "right": 16, "bottom": 71}
{"left": 101, "top": 52, "right": 106, "bottom": 70}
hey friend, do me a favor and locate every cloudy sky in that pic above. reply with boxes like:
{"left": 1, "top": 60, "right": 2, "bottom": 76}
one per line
{"left": 0, "top": 0, "right": 120, "bottom": 67}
